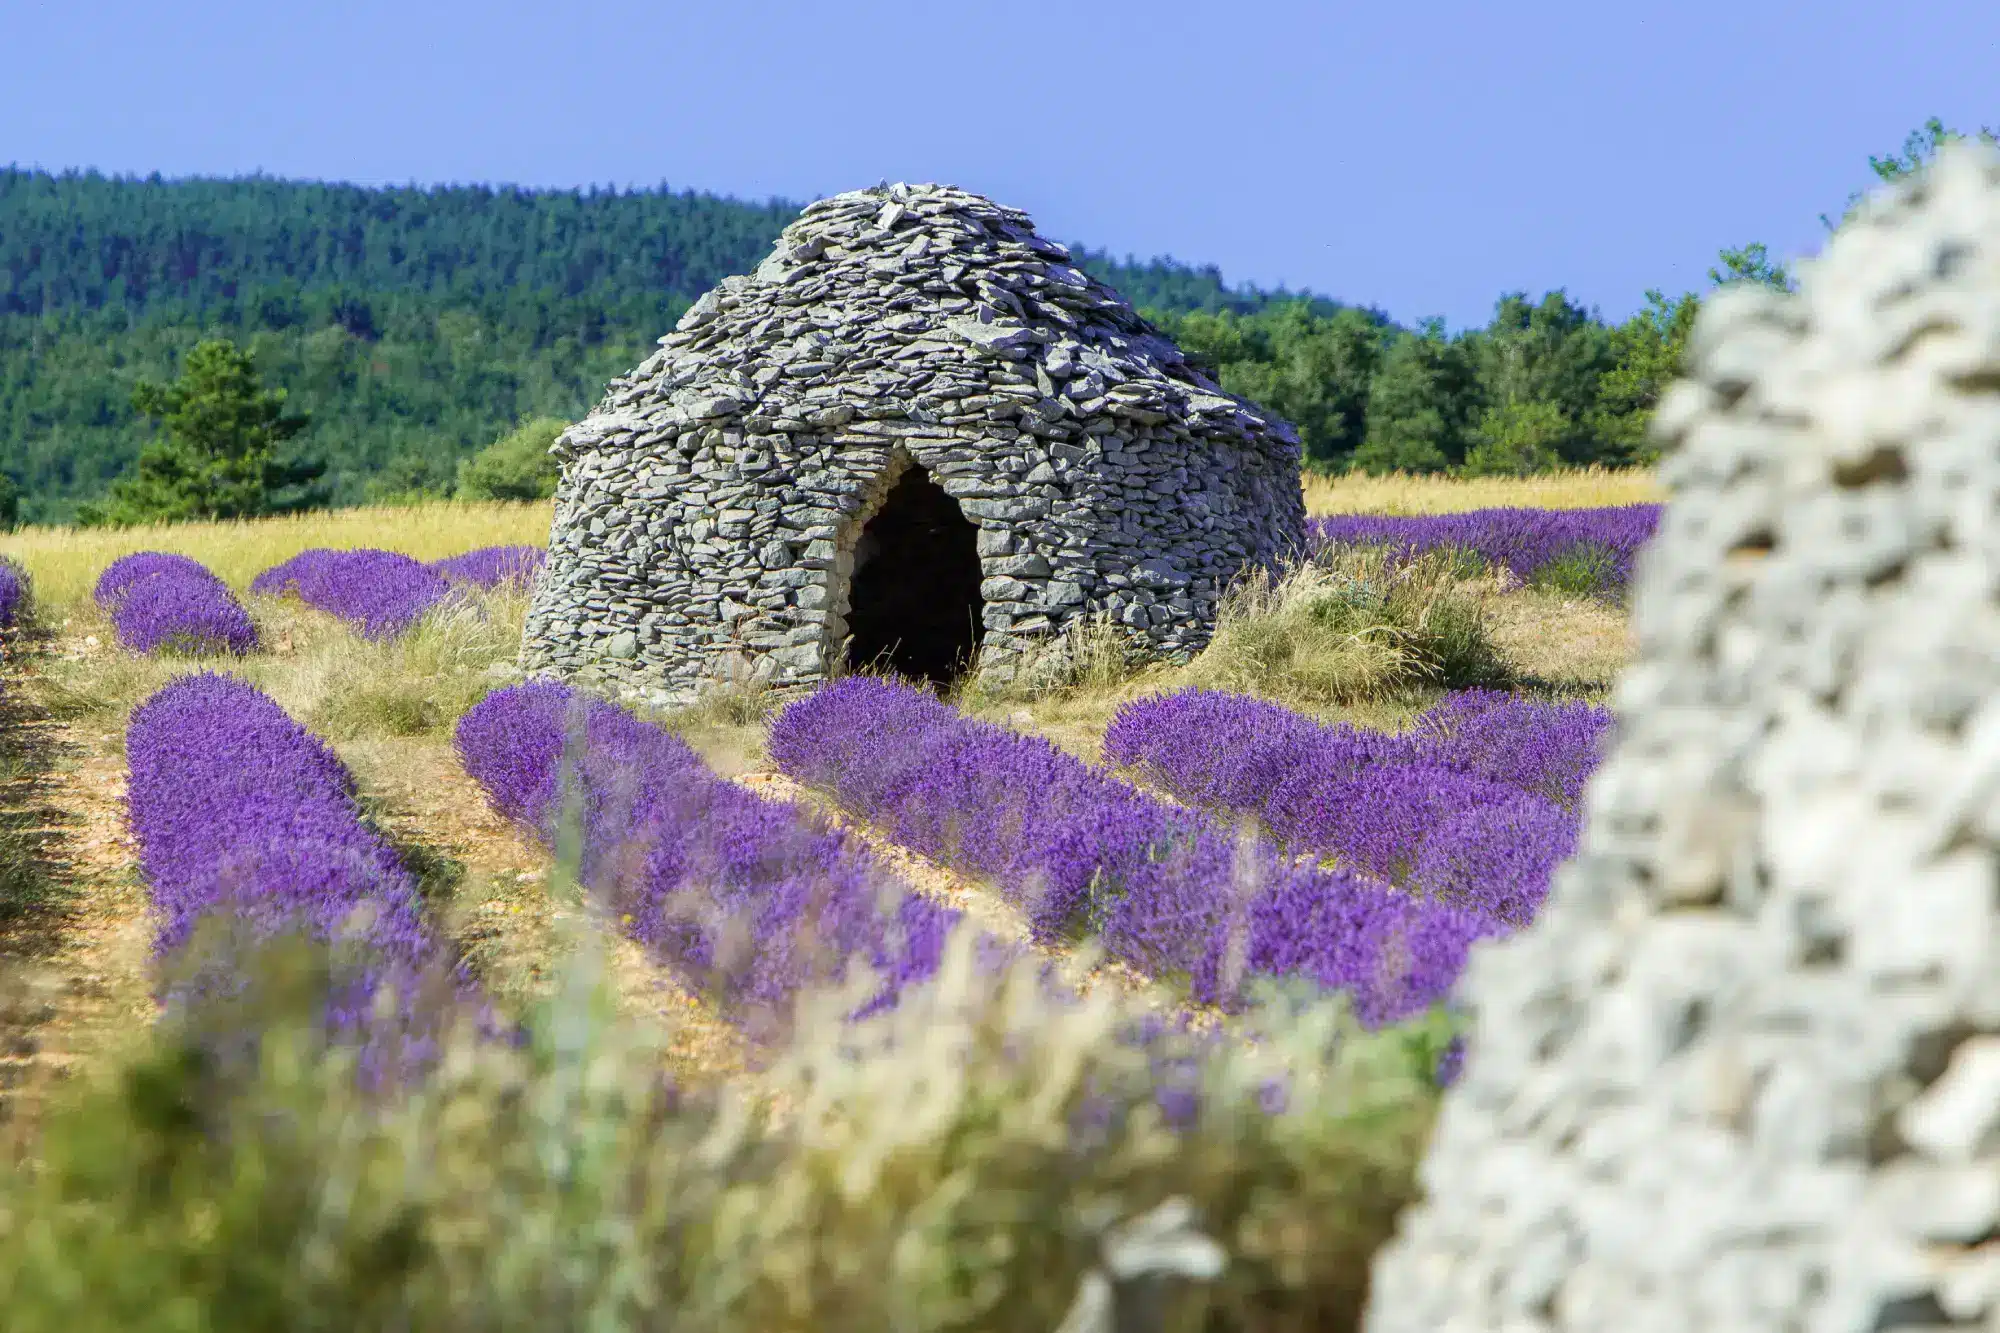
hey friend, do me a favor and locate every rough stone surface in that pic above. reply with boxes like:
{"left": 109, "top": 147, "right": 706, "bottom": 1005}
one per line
{"left": 520, "top": 181, "right": 1305, "bottom": 705}
{"left": 1365, "top": 140, "right": 2000, "bottom": 1333}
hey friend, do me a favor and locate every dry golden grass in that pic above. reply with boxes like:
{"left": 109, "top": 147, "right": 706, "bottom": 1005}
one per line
{"left": 960, "top": 547, "right": 1538, "bottom": 758}
{"left": 1480, "top": 585, "right": 1633, "bottom": 696}
{"left": 0, "top": 500, "right": 553, "bottom": 616}
{"left": 1301, "top": 465, "right": 1659, "bottom": 515}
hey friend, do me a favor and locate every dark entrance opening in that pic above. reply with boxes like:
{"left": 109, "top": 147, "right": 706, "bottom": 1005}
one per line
{"left": 843, "top": 465, "right": 986, "bottom": 688}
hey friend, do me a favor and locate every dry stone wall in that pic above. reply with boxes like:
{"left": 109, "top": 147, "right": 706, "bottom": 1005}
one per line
{"left": 1365, "top": 139, "right": 2000, "bottom": 1333}
{"left": 520, "top": 181, "right": 1305, "bottom": 705}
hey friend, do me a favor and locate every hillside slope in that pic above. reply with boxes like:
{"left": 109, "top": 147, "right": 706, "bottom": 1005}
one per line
{"left": 0, "top": 170, "right": 1345, "bottom": 522}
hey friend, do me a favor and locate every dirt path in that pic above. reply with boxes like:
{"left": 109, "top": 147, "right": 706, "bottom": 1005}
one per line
{"left": 0, "top": 638, "right": 157, "bottom": 1136}
{"left": 342, "top": 736, "right": 751, "bottom": 1084}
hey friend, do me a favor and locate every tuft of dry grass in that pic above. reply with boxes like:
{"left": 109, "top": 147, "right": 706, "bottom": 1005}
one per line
{"left": 0, "top": 500, "right": 553, "bottom": 617}
{"left": 1479, "top": 583, "right": 1633, "bottom": 697}
{"left": 1178, "top": 549, "right": 1506, "bottom": 708}
{"left": 957, "top": 549, "right": 1519, "bottom": 758}
{"left": 273, "top": 588, "right": 533, "bottom": 741}
{"left": 1301, "top": 465, "right": 1658, "bottom": 516}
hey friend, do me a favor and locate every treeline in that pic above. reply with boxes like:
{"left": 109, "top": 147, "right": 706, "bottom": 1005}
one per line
{"left": 0, "top": 118, "right": 1988, "bottom": 524}
{"left": 1157, "top": 117, "right": 1997, "bottom": 476}
{"left": 0, "top": 172, "right": 1334, "bottom": 523}
{"left": 1153, "top": 290, "right": 1693, "bottom": 475}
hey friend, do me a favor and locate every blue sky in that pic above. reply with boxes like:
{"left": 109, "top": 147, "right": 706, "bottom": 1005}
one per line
{"left": 4, "top": 1, "right": 1994, "bottom": 331}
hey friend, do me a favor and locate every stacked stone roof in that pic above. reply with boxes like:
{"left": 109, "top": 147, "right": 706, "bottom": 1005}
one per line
{"left": 521, "top": 181, "right": 1306, "bottom": 701}
{"left": 1366, "top": 140, "right": 2000, "bottom": 1332}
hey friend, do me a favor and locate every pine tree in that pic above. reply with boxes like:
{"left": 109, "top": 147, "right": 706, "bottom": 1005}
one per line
{"left": 78, "top": 339, "right": 325, "bottom": 527}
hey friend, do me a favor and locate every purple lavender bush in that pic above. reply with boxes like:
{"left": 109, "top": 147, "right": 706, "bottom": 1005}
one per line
{"left": 125, "top": 673, "right": 452, "bottom": 1065}
{"left": 94, "top": 551, "right": 214, "bottom": 607}
{"left": 1310, "top": 504, "right": 1661, "bottom": 597}
{"left": 430, "top": 545, "right": 545, "bottom": 591}
{"left": 0, "top": 556, "right": 26, "bottom": 629}
{"left": 455, "top": 680, "right": 958, "bottom": 1029}
{"left": 769, "top": 677, "right": 1483, "bottom": 1025}
{"left": 1105, "top": 687, "right": 1614, "bottom": 928}
{"left": 251, "top": 548, "right": 455, "bottom": 639}
{"left": 94, "top": 551, "right": 259, "bottom": 656}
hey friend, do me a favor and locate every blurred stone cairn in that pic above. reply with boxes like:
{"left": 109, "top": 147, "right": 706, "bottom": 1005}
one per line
{"left": 1365, "top": 140, "right": 2000, "bottom": 1332}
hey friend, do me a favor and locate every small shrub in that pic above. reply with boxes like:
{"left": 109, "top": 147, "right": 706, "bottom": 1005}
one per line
{"left": 456, "top": 417, "right": 569, "bottom": 501}
{"left": 1529, "top": 540, "right": 1621, "bottom": 599}
{"left": 1182, "top": 549, "right": 1508, "bottom": 706}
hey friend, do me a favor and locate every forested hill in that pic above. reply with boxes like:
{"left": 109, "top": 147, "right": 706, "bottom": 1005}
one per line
{"left": 0, "top": 170, "right": 1341, "bottom": 323}
{"left": 0, "top": 169, "right": 1347, "bottom": 523}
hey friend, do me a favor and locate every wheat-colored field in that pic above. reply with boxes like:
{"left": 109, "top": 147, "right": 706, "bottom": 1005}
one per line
{"left": 1300, "top": 465, "right": 1659, "bottom": 516}
{"left": 0, "top": 500, "right": 553, "bottom": 615}
{"left": 0, "top": 470, "right": 1658, "bottom": 616}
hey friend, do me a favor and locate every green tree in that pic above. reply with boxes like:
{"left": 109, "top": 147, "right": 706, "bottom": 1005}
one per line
{"left": 1462, "top": 398, "right": 1571, "bottom": 476}
{"left": 1821, "top": 116, "right": 2000, "bottom": 231}
{"left": 366, "top": 453, "right": 458, "bottom": 507}
{"left": 1464, "top": 291, "right": 1616, "bottom": 466}
{"left": 1219, "top": 305, "right": 1391, "bottom": 469}
{"left": 1155, "top": 302, "right": 1394, "bottom": 470}
{"left": 1350, "top": 321, "right": 1484, "bottom": 474}
{"left": 1708, "top": 242, "right": 1795, "bottom": 293}
{"left": 1588, "top": 289, "right": 1701, "bottom": 466}
{"left": 0, "top": 470, "right": 18, "bottom": 529}
{"left": 77, "top": 339, "right": 324, "bottom": 527}
{"left": 456, "top": 416, "right": 569, "bottom": 500}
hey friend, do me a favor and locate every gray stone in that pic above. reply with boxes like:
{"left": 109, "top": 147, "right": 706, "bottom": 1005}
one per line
{"left": 1367, "top": 142, "right": 2000, "bottom": 1333}
{"left": 521, "top": 181, "right": 1305, "bottom": 703}
{"left": 1899, "top": 1038, "right": 2000, "bottom": 1163}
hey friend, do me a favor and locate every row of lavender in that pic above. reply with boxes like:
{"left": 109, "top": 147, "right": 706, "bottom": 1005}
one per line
{"left": 255, "top": 544, "right": 543, "bottom": 640}
{"left": 1311, "top": 504, "right": 1661, "bottom": 596}
{"left": 1104, "top": 688, "right": 1612, "bottom": 928}
{"left": 96, "top": 552, "right": 259, "bottom": 654}
{"left": 125, "top": 673, "right": 461, "bottom": 1072}
{"left": 455, "top": 681, "right": 961, "bottom": 1032}
{"left": 0, "top": 556, "right": 24, "bottom": 630}
{"left": 119, "top": 673, "right": 1296, "bottom": 1126}
{"left": 767, "top": 678, "right": 1487, "bottom": 1026}
{"left": 81, "top": 544, "right": 545, "bottom": 658}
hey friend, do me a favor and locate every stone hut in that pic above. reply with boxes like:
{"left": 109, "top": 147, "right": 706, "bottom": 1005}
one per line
{"left": 1365, "top": 141, "right": 2000, "bottom": 1331}
{"left": 519, "top": 181, "right": 1305, "bottom": 703}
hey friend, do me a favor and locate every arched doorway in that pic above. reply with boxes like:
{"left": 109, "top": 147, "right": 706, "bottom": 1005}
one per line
{"left": 843, "top": 465, "right": 986, "bottom": 688}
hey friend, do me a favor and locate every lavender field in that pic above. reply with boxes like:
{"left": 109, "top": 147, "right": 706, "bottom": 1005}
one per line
{"left": 1310, "top": 504, "right": 1662, "bottom": 598}
{"left": 0, "top": 484, "right": 1649, "bottom": 1330}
